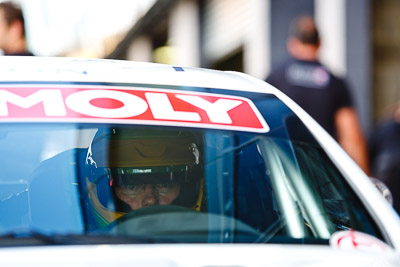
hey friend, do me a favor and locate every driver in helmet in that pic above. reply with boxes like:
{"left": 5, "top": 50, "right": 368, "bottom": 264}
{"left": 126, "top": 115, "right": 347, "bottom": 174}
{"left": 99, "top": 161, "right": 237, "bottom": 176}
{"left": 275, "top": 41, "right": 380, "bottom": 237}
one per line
{"left": 85, "top": 127, "right": 203, "bottom": 227}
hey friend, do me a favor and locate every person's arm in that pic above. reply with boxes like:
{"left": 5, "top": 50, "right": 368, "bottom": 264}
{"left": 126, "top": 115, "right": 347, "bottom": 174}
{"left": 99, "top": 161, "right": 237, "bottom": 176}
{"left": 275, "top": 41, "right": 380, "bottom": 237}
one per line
{"left": 335, "top": 107, "right": 371, "bottom": 175}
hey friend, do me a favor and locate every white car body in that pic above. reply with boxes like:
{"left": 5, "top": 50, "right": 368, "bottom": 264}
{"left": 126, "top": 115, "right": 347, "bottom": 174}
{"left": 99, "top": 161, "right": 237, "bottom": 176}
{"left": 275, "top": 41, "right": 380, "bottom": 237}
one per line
{"left": 0, "top": 56, "right": 399, "bottom": 266}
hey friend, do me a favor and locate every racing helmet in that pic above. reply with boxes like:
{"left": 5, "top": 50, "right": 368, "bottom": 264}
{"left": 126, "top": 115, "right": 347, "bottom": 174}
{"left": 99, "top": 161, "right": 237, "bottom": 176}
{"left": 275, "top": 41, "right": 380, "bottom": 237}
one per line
{"left": 84, "top": 127, "right": 204, "bottom": 227}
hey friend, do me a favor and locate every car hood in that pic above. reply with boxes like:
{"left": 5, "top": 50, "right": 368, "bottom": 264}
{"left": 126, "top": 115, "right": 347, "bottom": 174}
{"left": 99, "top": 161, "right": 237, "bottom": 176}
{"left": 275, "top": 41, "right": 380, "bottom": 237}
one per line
{"left": 0, "top": 244, "right": 399, "bottom": 266}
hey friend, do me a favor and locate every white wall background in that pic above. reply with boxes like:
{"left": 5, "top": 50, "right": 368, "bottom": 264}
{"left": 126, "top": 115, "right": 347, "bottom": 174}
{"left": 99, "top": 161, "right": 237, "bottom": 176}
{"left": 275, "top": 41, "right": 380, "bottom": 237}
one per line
{"left": 8, "top": 0, "right": 155, "bottom": 56}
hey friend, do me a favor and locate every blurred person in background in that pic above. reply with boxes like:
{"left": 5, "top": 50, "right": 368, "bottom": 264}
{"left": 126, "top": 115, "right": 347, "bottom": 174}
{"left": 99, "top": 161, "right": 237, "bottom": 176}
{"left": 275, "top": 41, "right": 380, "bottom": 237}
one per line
{"left": 369, "top": 103, "right": 400, "bottom": 213}
{"left": 265, "top": 15, "right": 370, "bottom": 175}
{"left": 0, "top": 1, "right": 33, "bottom": 56}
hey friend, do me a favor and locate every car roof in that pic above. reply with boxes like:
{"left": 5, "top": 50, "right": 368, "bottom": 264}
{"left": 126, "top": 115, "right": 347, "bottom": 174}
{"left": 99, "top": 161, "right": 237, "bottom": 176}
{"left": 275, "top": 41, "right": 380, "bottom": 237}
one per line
{"left": 0, "top": 56, "right": 277, "bottom": 94}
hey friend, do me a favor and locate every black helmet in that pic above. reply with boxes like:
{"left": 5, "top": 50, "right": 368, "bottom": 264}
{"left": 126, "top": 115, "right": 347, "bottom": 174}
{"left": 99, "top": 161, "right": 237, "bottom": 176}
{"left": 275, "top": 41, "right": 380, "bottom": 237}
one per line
{"left": 84, "top": 127, "right": 203, "bottom": 227}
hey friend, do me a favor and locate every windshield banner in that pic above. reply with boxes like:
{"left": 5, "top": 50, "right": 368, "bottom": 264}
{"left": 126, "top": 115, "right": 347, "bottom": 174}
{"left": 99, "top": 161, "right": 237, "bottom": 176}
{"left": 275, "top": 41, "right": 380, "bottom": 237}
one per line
{"left": 0, "top": 86, "right": 269, "bottom": 132}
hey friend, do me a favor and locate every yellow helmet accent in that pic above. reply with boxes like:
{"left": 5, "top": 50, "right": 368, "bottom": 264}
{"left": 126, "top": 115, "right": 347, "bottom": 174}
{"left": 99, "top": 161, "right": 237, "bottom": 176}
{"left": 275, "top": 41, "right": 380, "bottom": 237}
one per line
{"left": 91, "top": 130, "right": 198, "bottom": 168}
{"left": 193, "top": 176, "right": 204, "bottom": 211}
{"left": 86, "top": 178, "right": 125, "bottom": 225}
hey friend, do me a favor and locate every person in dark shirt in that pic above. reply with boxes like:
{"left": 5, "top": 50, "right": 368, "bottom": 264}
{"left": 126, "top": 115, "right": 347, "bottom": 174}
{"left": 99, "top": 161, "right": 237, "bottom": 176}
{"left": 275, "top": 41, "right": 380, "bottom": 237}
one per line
{"left": 0, "top": 1, "right": 34, "bottom": 56}
{"left": 369, "top": 104, "right": 400, "bottom": 213}
{"left": 266, "top": 16, "right": 370, "bottom": 175}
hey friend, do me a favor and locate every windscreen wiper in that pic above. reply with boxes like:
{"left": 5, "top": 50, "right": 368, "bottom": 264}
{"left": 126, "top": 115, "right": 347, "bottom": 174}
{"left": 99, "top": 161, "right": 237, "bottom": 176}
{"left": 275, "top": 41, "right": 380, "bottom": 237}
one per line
{"left": 0, "top": 230, "right": 62, "bottom": 247}
{"left": 0, "top": 230, "right": 176, "bottom": 247}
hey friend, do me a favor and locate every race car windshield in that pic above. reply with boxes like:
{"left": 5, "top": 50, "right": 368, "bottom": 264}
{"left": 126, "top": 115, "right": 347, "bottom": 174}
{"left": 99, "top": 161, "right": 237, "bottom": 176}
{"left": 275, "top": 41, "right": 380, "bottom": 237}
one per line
{"left": 0, "top": 96, "right": 383, "bottom": 245}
